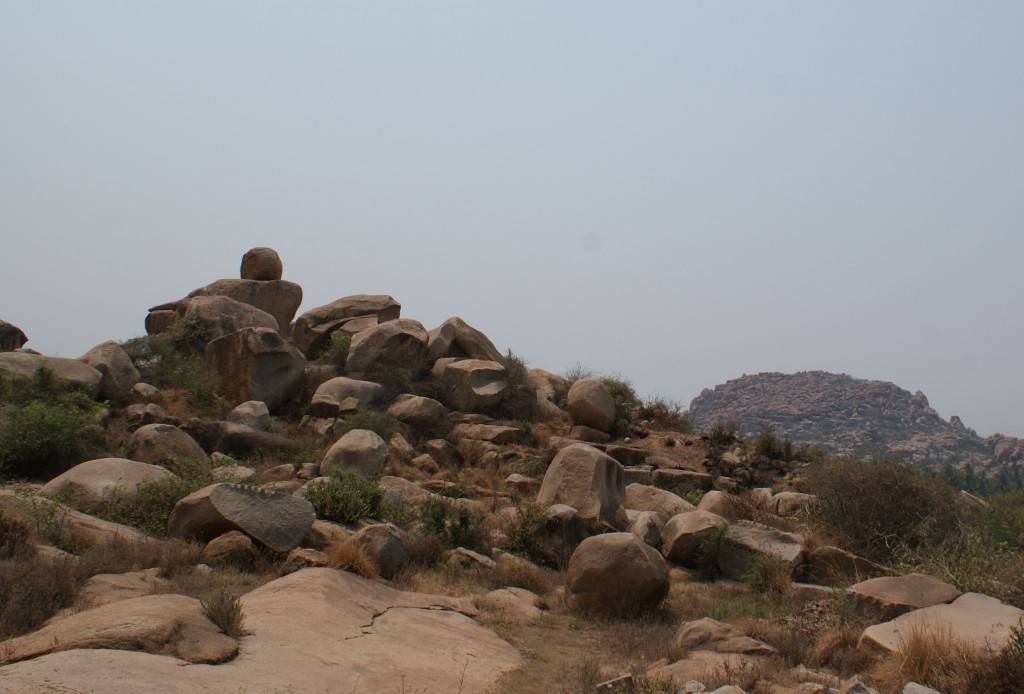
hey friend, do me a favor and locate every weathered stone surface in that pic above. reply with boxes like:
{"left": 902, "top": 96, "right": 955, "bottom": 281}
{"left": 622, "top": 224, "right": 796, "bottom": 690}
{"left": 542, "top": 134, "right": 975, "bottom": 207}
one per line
{"left": 206, "top": 327, "right": 305, "bottom": 412}
{"left": 351, "top": 523, "right": 409, "bottom": 579}
{"left": 187, "top": 279, "right": 302, "bottom": 338}
{"left": 0, "top": 489, "right": 156, "bottom": 549}
{"left": 168, "top": 483, "right": 315, "bottom": 552}
{"left": 41, "top": 458, "right": 175, "bottom": 504}
{"left": 717, "top": 520, "right": 805, "bottom": 580}
{"left": 536, "top": 443, "right": 628, "bottom": 532}
{"left": 661, "top": 510, "right": 729, "bottom": 567}
{"left": 292, "top": 294, "right": 401, "bottom": 356}
{"left": 130, "top": 382, "right": 161, "bottom": 404}
{"left": 674, "top": 617, "right": 777, "bottom": 656}
{"left": 567, "top": 378, "right": 616, "bottom": 432}
{"left": 567, "top": 532, "right": 670, "bottom": 615}
{"left": 144, "top": 308, "right": 177, "bottom": 335}
{"left": 426, "top": 317, "right": 504, "bottom": 363}
{"left": 176, "top": 295, "right": 279, "bottom": 350}
{"left": 505, "top": 473, "right": 539, "bottom": 496}
{"left": 79, "top": 341, "right": 140, "bottom": 402}
{"left": 451, "top": 423, "right": 523, "bottom": 445}
{"left": 697, "top": 490, "right": 743, "bottom": 520}
{"left": 625, "top": 483, "right": 695, "bottom": 523}
{"left": 798, "top": 545, "right": 890, "bottom": 585}
{"left": 448, "top": 546, "right": 497, "bottom": 571}
{"left": 772, "top": 491, "right": 815, "bottom": 516}
{"left": 861, "top": 592, "right": 1024, "bottom": 653}
{"left": 0, "top": 594, "right": 238, "bottom": 665}
{"left": 345, "top": 319, "right": 429, "bottom": 376}
{"left": 652, "top": 468, "right": 713, "bottom": 492}
{"left": 387, "top": 393, "right": 448, "bottom": 429}
{"left": 0, "top": 352, "right": 101, "bottom": 389}
{"left": 628, "top": 510, "right": 664, "bottom": 547}
{"left": 849, "top": 574, "right": 961, "bottom": 618}
{"left": 528, "top": 368, "right": 570, "bottom": 419}
{"left": 0, "top": 320, "right": 28, "bottom": 351}
{"left": 125, "top": 403, "right": 176, "bottom": 429}
{"left": 474, "top": 588, "right": 542, "bottom": 622}
{"left": 125, "top": 423, "right": 210, "bottom": 475}
{"left": 321, "top": 429, "right": 389, "bottom": 477}
{"left": 570, "top": 425, "right": 611, "bottom": 443}
{"left": 201, "top": 530, "right": 257, "bottom": 567}
{"left": 310, "top": 376, "right": 384, "bottom": 417}
{"left": 647, "top": 652, "right": 763, "bottom": 688}
{"left": 240, "top": 247, "right": 283, "bottom": 281}
{"left": 226, "top": 400, "right": 271, "bottom": 431}
{"left": 79, "top": 569, "right": 169, "bottom": 607}
{"left": 440, "top": 358, "right": 508, "bottom": 411}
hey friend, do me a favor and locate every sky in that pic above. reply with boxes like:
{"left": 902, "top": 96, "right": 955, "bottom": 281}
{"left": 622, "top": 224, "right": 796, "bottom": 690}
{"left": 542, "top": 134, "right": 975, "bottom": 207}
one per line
{"left": 2, "top": 2, "right": 1022, "bottom": 436}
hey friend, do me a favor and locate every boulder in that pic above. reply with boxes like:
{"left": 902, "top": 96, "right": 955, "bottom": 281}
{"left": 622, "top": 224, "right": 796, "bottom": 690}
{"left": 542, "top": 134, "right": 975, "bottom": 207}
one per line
{"left": 211, "top": 464, "right": 256, "bottom": 483}
{"left": 201, "top": 530, "right": 257, "bottom": 567}
{"left": 240, "top": 247, "right": 283, "bottom": 280}
{"left": 0, "top": 352, "right": 101, "bottom": 389}
{"left": 697, "top": 490, "right": 743, "bottom": 521}
{"left": 799, "top": 545, "right": 890, "bottom": 585}
{"left": 41, "top": 458, "right": 176, "bottom": 504}
{"left": 226, "top": 400, "right": 271, "bottom": 431}
{"left": 439, "top": 358, "right": 508, "bottom": 411}
{"left": 849, "top": 574, "right": 961, "bottom": 618}
{"left": 0, "top": 319, "right": 28, "bottom": 351}
{"left": 625, "top": 483, "right": 695, "bottom": 523}
{"left": 345, "top": 319, "right": 429, "bottom": 377}
{"left": 321, "top": 429, "right": 389, "bottom": 477}
{"left": 426, "top": 317, "right": 504, "bottom": 363}
{"left": 79, "top": 341, "right": 140, "bottom": 402}
{"left": 661, "top": 510, "right": 729, "bottom": 567}
{"left": 567, "top": 378, "right": 616, "bottom": 433}
{"left": 186, "top": 279, "right": 302, "bottom": 338}
{"left": 536, "top": 443, "right": 628, "bottom": 532}
{"left": 387, "top": 393, "right": 448, "bottom": 429}
{"left": 175, "top": 295, "right": 279, "bottom": 350}
{"left": 450, "top": 423, "right": 524, "bottom": 445}
{"left": 182, "top": 419, "right": 293, "bottom": 456}
{"left": 205, "top": 327, "right": 306, "bottom": 412}
{"left": 628, "top": 510, "right": 664, "bottom": 547}
{"left": 168, "top": 483, "right": 315, "bottom": 552}
{"left": 448, "top": 547, "right": 497, "bottom": 571}
{"left": 566, "top": 532, "right": 670, "bottom": 615}
{"left": 130, "top": 382, "right": 161, "bottom": 403}
{"left": 674, "top": 617, "right": 777, "bottom": 656}
{"left": 124, "top": 403, "right": 176, "bottom": 429}
{"left": 292, "top": 294, "right": 402, "bottom": 357}
{"left": 144, "top": 308, "right": 177, "bottom": 335}
{"left": 772, "top": 491, "right": 815, "bottom": 516}
{"left": 505, "top": 473, "right": 539, "bottom": 496}
{"left": 646, "top": 653, "right": 763, "bottom": 688}
{"left": 351, "top": 523, "right": 409, "bottom": 579}
{"left": 474, "top": 588, "right": 543, "bottom": 622}
{"left": 717, "top": 520, "right": 805, "bottom": 580}
{"left": 861, "top": 592, "right": 1024, "bottom": 653}
{"left": 310, "top": 376, "right": 384, "bottom": 418}
{"left": 570, "top": 425, "right": 611, "bottom": 443}
{"left": 125, "top": 423, "right": 210, "bottom": 475}
{"left": 528, "top": 368, "right": 570, "bottom": 419}
{"left": 652, "top": 468, "right": 713, "bottom": 493}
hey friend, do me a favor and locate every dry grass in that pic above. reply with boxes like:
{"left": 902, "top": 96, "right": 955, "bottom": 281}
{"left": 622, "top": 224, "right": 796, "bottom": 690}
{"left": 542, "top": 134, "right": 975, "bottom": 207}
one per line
{"left": 810, "top": 626, "right": 878, "bottom": 677}
{"left": 200, "top": 589, "right": 246, "bottom": 638}
{"left": 0, "top": 553, "right": 81, "bottom": 641}
{"left": 326, "top": 538, "right": 379, "bottom": 579}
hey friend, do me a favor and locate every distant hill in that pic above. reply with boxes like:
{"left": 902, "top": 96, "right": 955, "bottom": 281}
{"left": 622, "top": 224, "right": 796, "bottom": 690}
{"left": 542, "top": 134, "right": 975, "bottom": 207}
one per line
{"left": 689, "top": 371, "right": 1024, "bottom": 475}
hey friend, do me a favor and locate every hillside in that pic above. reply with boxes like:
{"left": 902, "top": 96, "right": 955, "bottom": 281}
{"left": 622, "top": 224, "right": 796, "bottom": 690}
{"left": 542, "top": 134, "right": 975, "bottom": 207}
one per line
{"left": 690, "top": 371, "right": 1024, "bottom": 474}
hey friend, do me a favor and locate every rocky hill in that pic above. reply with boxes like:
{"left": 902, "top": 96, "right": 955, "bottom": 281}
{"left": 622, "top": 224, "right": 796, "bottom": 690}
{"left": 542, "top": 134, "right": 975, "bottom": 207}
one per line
{"left": 690, "top": 371, "right": 1024, "bottom": 473}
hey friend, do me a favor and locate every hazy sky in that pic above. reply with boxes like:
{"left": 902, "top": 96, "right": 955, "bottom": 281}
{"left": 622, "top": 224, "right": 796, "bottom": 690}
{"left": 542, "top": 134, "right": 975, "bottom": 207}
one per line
{"left": 2, "top": 2, "right": 1022, "bottom": 436}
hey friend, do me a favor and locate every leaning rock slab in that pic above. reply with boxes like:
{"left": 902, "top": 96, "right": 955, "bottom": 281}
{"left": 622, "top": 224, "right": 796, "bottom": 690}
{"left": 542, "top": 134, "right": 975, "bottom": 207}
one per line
{"left": 717, "top": 520, "right": 805, "bottom": 580}
{"left": 168, "top": 483, "right": 315, "bottom": 552}
{"left": 41, "top": 458, "right": 176, "bottom": 504}
{"left": 426, "top": 317, "right": 504, "bottom": 363}
{"left": 661, "top": 510, "right": 729, "bottom": 567}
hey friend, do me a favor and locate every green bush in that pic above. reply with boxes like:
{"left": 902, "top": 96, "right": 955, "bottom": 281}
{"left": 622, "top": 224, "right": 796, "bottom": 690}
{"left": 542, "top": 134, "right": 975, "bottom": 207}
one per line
{"left": 419, "top": 496, "right": 488, "bottom": 552}
{"left": 491, "top": 350, "right": 538, "bottom": 422}
{"left": 306, "top": 470, "right": 383, "bottom": 524}
{"left": 637, "top": 397, "right": 694, "bottom": 433}
{"left": 84, "top": 474, "right": 210, "bottom": 538}
{"left": 601, "top": 376, "right": 640, "bottom": 427}
{"left": 502, "top": 502, "right": 548, "bottom": 564}
{"left": 332, "top": 410, "right": 401, "bottom": 443}
{"left": 121, "top": 328, "right": 216, "bottom": 409}
{"left": 316, "top": 331, "right": 351, "bottom": 365}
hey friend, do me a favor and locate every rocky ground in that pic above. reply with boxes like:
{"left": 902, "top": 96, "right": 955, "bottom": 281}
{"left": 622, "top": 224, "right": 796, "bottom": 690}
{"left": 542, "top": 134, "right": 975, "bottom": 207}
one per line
{"left": 1, "top": 248, "right": 1022, "bottom": 694}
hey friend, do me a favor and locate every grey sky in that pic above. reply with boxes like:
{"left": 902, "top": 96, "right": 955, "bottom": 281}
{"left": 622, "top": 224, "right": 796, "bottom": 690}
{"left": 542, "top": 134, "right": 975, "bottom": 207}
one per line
{"left": 2, "top": 2, "right": 1022, "bottom": 436}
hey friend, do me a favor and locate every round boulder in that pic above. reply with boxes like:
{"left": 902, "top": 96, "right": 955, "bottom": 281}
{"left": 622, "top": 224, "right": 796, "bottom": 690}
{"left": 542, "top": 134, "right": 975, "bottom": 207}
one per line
{"left": 125, "top": 424, "right": 210, "bottom": 475}
{"left": 660, "top": 510, "right": 729, "bottom": 567}
{"left": 0, "top": 320, "right": 28, "bottom": 352}
{"left": 41, "top": 458, "right": 176, "bottom": 504}
{"left": 321, "top": 429, "right": 389, "bottom": 477}
{"left": 78, "top": 341, "right": 141, "bottom": 403}
{"left": 240, "top": 247, "right": 283, "bottom": 281}
{"left": 344, "top": 319, "right": 429, "bottom": 377}
{"left": 567, "top": 379, "right": 616, "bottom": 433}
{"left": 351, "top": 523, "right": 410, "bottom": 579}
{"left": 566, "top": 532, "right": 670, "bottom": 615}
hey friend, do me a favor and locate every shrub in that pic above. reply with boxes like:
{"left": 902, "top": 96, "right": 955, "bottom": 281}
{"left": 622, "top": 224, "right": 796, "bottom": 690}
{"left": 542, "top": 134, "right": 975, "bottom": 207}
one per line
{"left": 805, "top": 458, "right": 962, "bottom": 563}
{"left": 325, "top": 538, "right": 379, "bottom": 579}
{"left": 316, "top": 330, "right": 351, "bottom": 365}
{"left": 562, "top": 362, "right": 594, "bottom": 384}
{"left": 491, "top": 350, "right": 538, "bottom": 421}
{"left": 744, "top": 558, "right": 792, "bottom": 598}
{"left": 305, "top": 470, "right": 383, "bottom": 524}
{"left": 637, "top": 397, "right": 693, "bottom": 433}
{"left": 121, "top": 328, "right": 216, "bottom": 410}
{"left": 705, "top": 421, "right": 737, "bottom": 460}
{"left": 0, "top": 554, "right": 83, "bottom": 642}
{"left": 201, "top": 589, "right": 246, "bottom": 638}
{"left": 419, "top": 497, "right": 488, "bottom": 552}
{"left": 332, "top": 410, "right": 401, "bottom": 443}
{"left": 83, "top": 474, "right": 210, "bottom": 538}
{"left": 502, "top": 502, "right": 548, "bottom": 564}
{"left": 0, "top": 512, "right": 35, "bottom": 560}
{"left": 754, "top": 428, "right": 793, "bottom": 461}
{"left": 601, "top": 376, "right": 640, "bottom": 429}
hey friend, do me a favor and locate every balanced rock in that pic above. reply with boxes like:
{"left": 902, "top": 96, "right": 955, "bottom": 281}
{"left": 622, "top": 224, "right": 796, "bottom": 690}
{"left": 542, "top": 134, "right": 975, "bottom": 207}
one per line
{"left": 439, "top": 358, "right": 508, "bottom": 411}
{"left": 292, "top": 294, "right": 401, "bottom": 357}
{"left": 0, "top": 320, "right": 28, "bottom": 351}
{"left": 426, "top": 317, "right": 504, "bottom": 363}
{"left": 717, "top": 520, "right": 805, "bottom": 580}
{"left": 41, "top": 458, "right": 176, "bottom": 504}
{"left": 387, "top": 393, "right": 448, "bottom": 429}
{"left": 310, "top": 376, "right": 384, "bottom": 418}
{"left": 0, "top": 352, "right": 101, "bottom": 389}
{"left": 174, "top": 295, "right": 279, "bottom": 350}
{"left": 79, "top": 341, "right": 140, "bottom": 402}
{"left": 345, "top": 319, "right": 429, "bottom": 377}
{"left": 240, "top": 247, "right": 283, "bottom": 281}
{"left": 206, "top": 327, "right": 306, "bottom": 412}
{"left": 567, "top": 532, "right": 670, "bottom": 615}
{"left": 187, "top": 279, "right": 302, "bottom": 337}
{"left": 125, "top": 423, "right": 210, "bottom": 475}
{"left": 567, "top": 378, "right": 616, "bottom": 433}
{"left": 321, "top": 429, "right": 389, "bottom": 477}
{"left": 168, "top": 483, "right": 315, "bottom": 552}
{"left": 536, "top": 443, "right": 628, "bottom": 532}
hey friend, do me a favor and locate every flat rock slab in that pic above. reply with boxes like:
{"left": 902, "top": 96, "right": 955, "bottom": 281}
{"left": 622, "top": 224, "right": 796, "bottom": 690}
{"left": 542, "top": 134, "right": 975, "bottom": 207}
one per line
{"left": 861, "top": 592, "right": 1024, "bottom": 653}
{"left": 850, "top": 573, "right": 961, "bottom": 618}
{"left": 79, "top": 569, "right": 169, "bottom": 608}
{"left": 647, "top": 651, "right": 764, "bottom": 686}
{"left": 0, "top": 568, "right": 521, "bottom": 694}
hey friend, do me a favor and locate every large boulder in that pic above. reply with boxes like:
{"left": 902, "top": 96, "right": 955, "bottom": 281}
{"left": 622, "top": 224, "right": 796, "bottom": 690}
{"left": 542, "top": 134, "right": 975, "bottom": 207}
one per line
{"left": 351, "top": 523, "right": 410, "bottom": 578}
{"left": 426, "top": 317, "right": 504, "bottom": 363}
{"left": 849, "top": 574, "right": 961, "bottom": 618}
{"left": 321, "top": 429, "right": 389, "bottom": 477}
{"left": 174, "top": 295, "right": 279, "bottom": 350}
{"left": 205, "top": 327, "right": 306, "bottom": 412}
{"left": 187, "top": 279, "right": 302, "bottom": 337}
{"left": 345, "top": 319, "right": 429, "bottom": 377}
{"left": 240, "top": 247, "right": 283, "bottom": 280}
{"left": 625, "top": 483, "right": 695, "bottom": 523}
{"left": 79, "top": 340, "right": 140, "bottom": 402}
{"left": 566, "top": 532, "right": 670, "bottom": 615}
{"left": 439, "top": 358, "right": 508, "bottom": 411}
{"left": 0, "top": 352, "right": 101, "bottom": 389}
{"left": 168, "top": 483, "right": 315, "bottom": 552}
{"left": 660, "top": 510, "right": 729, "bottom": 567}
{"left": 567, "top": 378, "right": 616, "bottom": 433}
{"left": 310, "top": 376, "right": 385, "bottom": 418}
{"left": 292, "top": 294, "right": 402, "bottom": 357}
{"left": 41, "top": 458, "right": 176, "bottom": 504}
{"left": 0, "top": 320, "right": 28, "bottom": 351}
{"left": 717, "top": 520, "right": 805, "bottom": 580}
{"left": 536, "top": 443, "right": 628, "bottom": 532}
{"left": 387, "top": 393, "right": 448, "bottom": 429}
{"left": 124, "top": 423, "right": 210, "bottom": 475}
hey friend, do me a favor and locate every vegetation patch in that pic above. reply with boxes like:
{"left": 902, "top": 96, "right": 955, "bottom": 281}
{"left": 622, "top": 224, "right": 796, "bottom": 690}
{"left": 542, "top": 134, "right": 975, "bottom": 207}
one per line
{"left": 305, "top": 470, "right": 383, "bottom": 524}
